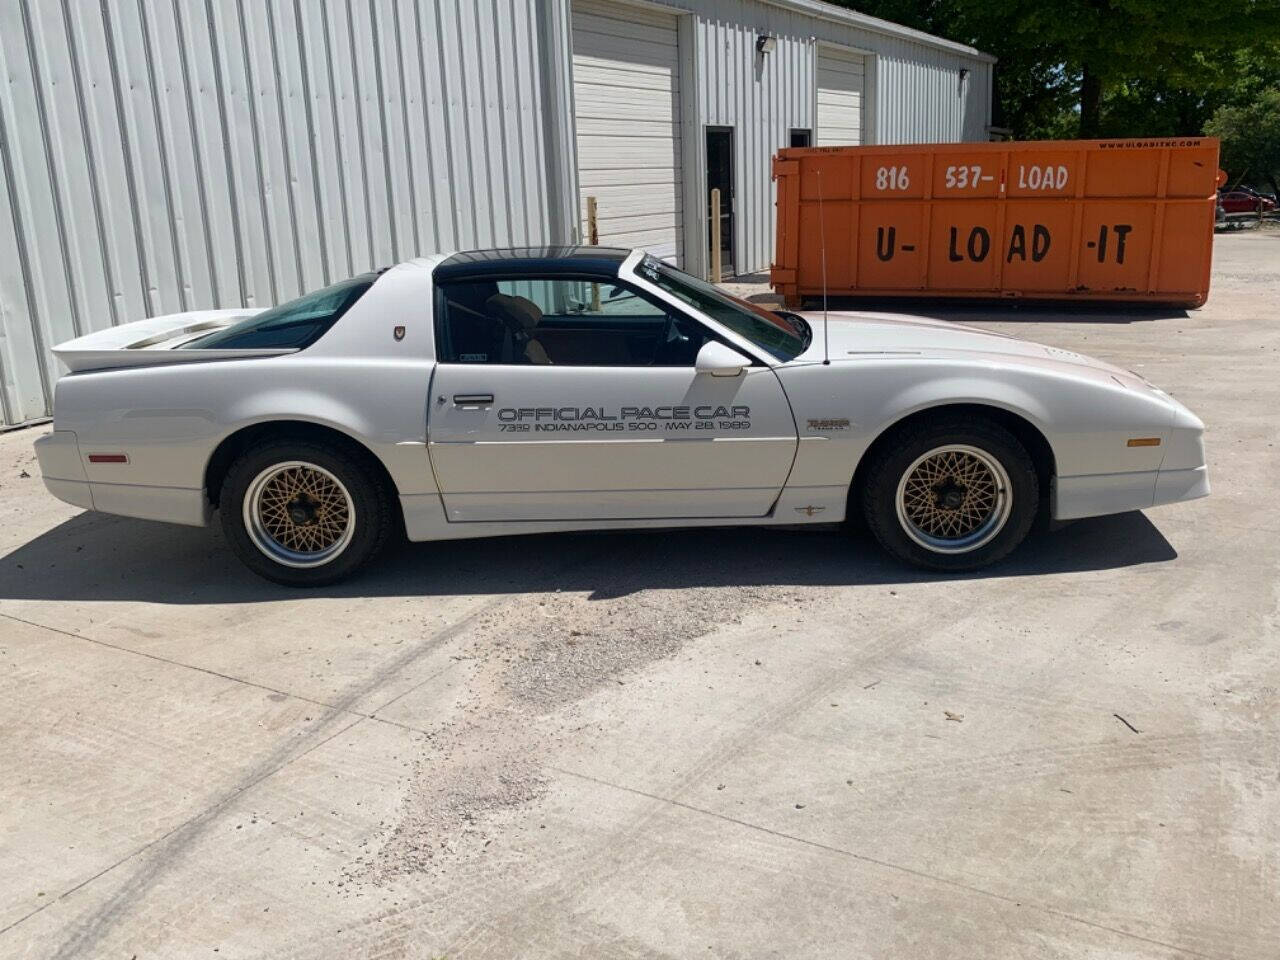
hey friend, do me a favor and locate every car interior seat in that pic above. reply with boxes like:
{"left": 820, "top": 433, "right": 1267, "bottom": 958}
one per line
{"left": 486, "top": 293, "right": 551, "bottom": 365}
{"left": 442, "top": 281, "right": 504, "bottom": 362}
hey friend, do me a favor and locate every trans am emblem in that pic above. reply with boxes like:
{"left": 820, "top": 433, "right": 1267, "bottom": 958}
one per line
{"left": 806, "top": 418, "right": 851, "bottom": 432}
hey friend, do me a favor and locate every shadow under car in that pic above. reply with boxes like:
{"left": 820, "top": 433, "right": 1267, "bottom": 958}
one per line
{"left": 0, "top": 509, "right": 1176, "bottom": 606}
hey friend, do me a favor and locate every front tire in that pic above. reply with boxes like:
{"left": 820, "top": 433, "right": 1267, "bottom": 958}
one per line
{"left": 220, "top": 439, "right": 391, "bottom": 586}
{"left": 861, "top": 417, "right": 1038, "bottom": 572}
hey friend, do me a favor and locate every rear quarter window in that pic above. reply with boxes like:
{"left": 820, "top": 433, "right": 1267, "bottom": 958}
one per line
{"left": 186, "top": 272, "right": 379, "bottom": 350}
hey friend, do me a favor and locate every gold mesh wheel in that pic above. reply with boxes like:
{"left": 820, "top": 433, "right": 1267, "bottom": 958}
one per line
{"left": 244, "top": 461, "right": 356, "bottom": 569}
{"left": 894, "top": 444, "right": 1012, "bottom": 554}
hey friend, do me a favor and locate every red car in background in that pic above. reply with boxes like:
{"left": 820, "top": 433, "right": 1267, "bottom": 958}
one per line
{"left": 1219, "top": 189, "right": 1277, "bottom": 214}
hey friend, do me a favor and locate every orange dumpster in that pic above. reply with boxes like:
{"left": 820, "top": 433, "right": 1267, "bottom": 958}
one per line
{"left": 770, "top": 138, "right": 1220, "bottom": 308}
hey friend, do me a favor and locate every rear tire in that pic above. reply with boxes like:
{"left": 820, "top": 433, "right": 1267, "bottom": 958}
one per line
{"left": 861, "top": 417, "right": 1038, "bottom": 572}
{"left": 219, "top": 439, "right": 391, "bottom": 586}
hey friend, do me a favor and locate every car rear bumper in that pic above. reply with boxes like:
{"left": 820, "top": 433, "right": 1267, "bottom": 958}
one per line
{"left": 34, "top": 430, "right": 94, "bottom": 510}
{"left": 35, "top": 429, "right": 209, "bottom": 526}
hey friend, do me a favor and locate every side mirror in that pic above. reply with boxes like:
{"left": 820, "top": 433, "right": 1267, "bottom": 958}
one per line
{"left": 695, "top": 341, "right": 751, "bottom": 377}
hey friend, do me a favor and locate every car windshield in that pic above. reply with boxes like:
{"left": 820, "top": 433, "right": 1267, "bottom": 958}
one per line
{"left": 185, "top": 272, "right": 379, "bottom": 350}
{"left": 637, "top": 256, "right": 808, "bottom": 361}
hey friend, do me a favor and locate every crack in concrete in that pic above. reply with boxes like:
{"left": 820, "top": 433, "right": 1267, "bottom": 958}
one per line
{"left": 550, "top": 765, "right": 1227, "bottom": 960}
{"left": 0, "top": 591, "right": 512, "bottom": 950}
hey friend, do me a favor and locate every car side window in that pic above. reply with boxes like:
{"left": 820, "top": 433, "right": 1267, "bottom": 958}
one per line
{"left": 436, "top": 277, "right": 712, "bottom": 367}
{"left": 186, "top": 272, "right": 378, "bottom": 350}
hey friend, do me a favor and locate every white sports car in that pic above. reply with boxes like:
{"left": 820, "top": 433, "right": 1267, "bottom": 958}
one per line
{"left": 35, "top": 247, "right": 1208, "bottom": 585}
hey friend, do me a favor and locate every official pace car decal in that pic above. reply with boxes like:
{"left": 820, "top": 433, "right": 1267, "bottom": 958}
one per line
{"left": 497, "top": 405, "right": 751, "bottom": 432}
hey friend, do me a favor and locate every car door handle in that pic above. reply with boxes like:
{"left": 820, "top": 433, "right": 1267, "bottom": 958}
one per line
{"left": 453, "top": 393, "right": 494, "bottom": 405}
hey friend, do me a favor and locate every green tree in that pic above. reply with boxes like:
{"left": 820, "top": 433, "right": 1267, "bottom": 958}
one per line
{"left": 1205, "top": 88, "right": 1280, "bottom": 195}
{"left": 841, "top": 0, "right": 1280, "bottom": 140}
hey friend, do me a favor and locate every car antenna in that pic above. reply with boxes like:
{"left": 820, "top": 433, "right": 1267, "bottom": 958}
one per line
{"left": 817, "top": 167, "right": 830, "bottom": 365}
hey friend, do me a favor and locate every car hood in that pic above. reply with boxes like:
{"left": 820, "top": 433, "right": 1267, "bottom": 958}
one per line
{"left": 789, "top": 310, "right": 1136, "bottom": 380}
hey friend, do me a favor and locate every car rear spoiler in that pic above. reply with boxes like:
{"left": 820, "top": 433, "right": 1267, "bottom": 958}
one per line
{"left": 53, "top": 308, "right": 293, "bottom": 373}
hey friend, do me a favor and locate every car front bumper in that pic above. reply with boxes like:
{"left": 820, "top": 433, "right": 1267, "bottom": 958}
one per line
{"left": 1051, "top": 397, "right": 1209, "bottom": 521}
{"left": 1052, "top": 465, "right": 1209, "bottom": 521}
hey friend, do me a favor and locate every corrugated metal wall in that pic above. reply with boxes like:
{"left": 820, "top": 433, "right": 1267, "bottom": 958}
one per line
{"left": 875, "top": 32, "right": 992, "bottom": 144}
{"left": 0, "top": 0, "right": 559, "bottom": 427}
{"left": 0, "top": 0, "right": 991, "bottom": 427}
{"left": 691, "top": 8, "right": 815, "bottom": 280}
{"left": 674, "top": 0, "right": 993, "bottom": 277}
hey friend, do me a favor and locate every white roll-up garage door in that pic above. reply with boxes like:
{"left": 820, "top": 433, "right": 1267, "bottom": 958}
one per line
{"left": 572, "top": 0, "right": 683, "bottom": 262}
{"left": 816, "top": 45, "right": 866, "bottom": 147}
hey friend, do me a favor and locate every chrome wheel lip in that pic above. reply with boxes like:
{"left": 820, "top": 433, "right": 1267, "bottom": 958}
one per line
{"left": 894, "top": 444, "right": 1012, "bottom": 555}
{"left": 244, "top": 461, "right": 356, "bottom": 569}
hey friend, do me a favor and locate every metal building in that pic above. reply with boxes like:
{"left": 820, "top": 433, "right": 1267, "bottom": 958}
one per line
{"left": 0, "top": 0, "right": 993, "bottom": 428}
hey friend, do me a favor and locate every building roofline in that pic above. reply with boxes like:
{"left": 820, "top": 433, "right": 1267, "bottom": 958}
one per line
{"left": 762, "top": 0, "right": 998, "bottom": 63}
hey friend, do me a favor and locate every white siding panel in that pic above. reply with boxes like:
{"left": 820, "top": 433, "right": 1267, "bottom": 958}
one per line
{"left": 573, "top": 0, "right": 683, "bottom": 262}
{"left": 816, "top": 46, "right": 865, "bottom": 147}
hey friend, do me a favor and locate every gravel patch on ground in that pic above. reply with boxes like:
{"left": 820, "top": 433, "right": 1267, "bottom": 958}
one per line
{"left": 503, "top": 582, "right": 812, "bottom": 709}
{"left": 350, "top": 535, "right": 825, "bottom": 885}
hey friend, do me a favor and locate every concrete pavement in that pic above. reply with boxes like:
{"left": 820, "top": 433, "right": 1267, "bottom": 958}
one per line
{"left": 1, "top": 231, "right": 1276, "bottom": 959}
